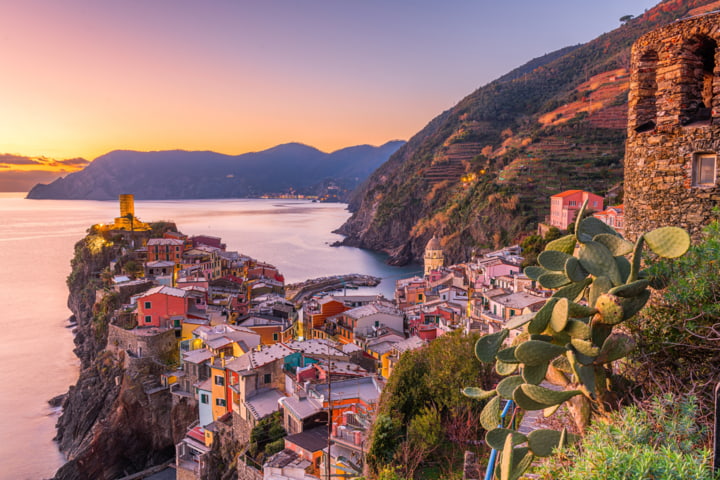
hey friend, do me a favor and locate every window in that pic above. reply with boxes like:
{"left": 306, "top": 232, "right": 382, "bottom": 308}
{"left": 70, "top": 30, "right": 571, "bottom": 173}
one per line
{"left": 634, "top": 50, "right": 659, "bottom": 132}
{"left": 144, "top": 301, "right": 151, "bottom": 309}
{"left": 272, "top": 333, "right": 279, "bottom": 341}
{"left": 144, "top": 315, "right": 152, "bottom": 323}
{"left": 569, "top": 200, "right": 576, "bottom": 206}
{"left": 215, "top": 398, "right": 226, "bottom": 407}
{"left": 200, "top": 393, "right": 209, "bottom": 404}
{"left": 694, "top": 153, "right": 717, "bottom": 186}
{"left": 264, "top": 373, "right": 272, "bottom": 384}
{"left": 214, "top": 375, "right": 224, "bottom": 386}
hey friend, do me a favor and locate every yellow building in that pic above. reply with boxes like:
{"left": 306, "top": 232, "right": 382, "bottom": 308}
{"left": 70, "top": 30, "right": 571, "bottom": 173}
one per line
{"left": 424, "top": 235, "right": 444, "bottom": 276}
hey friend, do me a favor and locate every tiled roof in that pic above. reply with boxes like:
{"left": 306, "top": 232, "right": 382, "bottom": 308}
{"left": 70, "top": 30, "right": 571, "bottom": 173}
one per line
{"left": 284, "top": 427, "right": 328, "bottom": 453}
{"left": 147, "top": 238, "right": 184, "bottom": 246}
{"left": 551, "top": 189, "right": 584, "bottom": 198}
{"left": 140, "top": 285, "right": 188, "bottom": 299}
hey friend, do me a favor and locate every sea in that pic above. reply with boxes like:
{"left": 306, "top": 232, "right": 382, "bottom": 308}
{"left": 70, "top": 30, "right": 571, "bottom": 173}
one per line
{"left": 0, "top": 193, "right": 420, "bottom": 480}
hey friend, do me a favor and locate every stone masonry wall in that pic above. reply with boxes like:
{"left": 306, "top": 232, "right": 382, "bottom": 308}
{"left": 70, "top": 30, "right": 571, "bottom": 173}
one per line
{"left": 108, "top": 324, "right": 177, "bottom": 360}
{"left": 625, "top": 12, "right": 720, "bottom": 240}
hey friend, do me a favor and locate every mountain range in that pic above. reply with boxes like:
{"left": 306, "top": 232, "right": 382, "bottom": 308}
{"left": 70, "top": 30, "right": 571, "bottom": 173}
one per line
{"left": 336, "top": 0, "right": 720, "bottom": 265}
{"left": 26, "top": 141, "right": 404, "bottom": 200}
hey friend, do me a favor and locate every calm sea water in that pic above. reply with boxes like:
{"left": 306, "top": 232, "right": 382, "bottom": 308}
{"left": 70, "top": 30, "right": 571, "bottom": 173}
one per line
{"left": 0, "top": 193, "right": 419, "bottom": 480}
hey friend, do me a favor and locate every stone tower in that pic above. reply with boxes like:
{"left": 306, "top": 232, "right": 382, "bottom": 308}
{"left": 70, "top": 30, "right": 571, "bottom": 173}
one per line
{"left": 119, "top": 194, "right": 135, "bottom": 219}
{"left": 424, "top": 235, "right": 444, "bottom": 276}
{"left": 624, "top": 12, "right": 720, "bottom": 240}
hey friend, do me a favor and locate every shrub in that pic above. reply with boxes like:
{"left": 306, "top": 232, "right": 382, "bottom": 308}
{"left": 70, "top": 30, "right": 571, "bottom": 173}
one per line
{"left": 533, "top": 394, "right": 718, "bottom": 480}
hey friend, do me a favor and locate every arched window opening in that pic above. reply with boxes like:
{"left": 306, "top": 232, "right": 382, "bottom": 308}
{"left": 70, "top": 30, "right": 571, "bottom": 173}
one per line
{"left": 634, "top": 50, "right": 658, "bottom": 133}
{"left": 681, "top": 36, "right": 717, "bottom": 125}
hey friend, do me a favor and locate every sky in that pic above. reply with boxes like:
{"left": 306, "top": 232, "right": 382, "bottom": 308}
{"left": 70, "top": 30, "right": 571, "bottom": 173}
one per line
{"left": 0, "top": 0, "right": 660, "bottom": 191}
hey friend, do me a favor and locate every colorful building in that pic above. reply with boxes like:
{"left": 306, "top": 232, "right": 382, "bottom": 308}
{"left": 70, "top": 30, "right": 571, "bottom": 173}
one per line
{"left": 593, "top": 205, "right": 625, "bottom": 235}
{"left": 549, "top": 190, "right": 604, "bottom": 230}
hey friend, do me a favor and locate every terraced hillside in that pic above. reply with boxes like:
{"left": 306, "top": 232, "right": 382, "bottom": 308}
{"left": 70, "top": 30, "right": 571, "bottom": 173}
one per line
{"left": 337, "top": 0, "right": 716, "bottom": 266}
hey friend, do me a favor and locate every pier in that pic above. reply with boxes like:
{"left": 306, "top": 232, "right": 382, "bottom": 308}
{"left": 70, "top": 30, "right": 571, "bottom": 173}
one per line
{"left": 285, "top": 274, "right": 381, "bottom": 304}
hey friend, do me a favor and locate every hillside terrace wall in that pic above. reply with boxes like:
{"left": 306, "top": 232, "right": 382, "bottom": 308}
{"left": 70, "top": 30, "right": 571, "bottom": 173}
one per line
{"left": 625, "top": 12, "right": 720, "bottom": 239}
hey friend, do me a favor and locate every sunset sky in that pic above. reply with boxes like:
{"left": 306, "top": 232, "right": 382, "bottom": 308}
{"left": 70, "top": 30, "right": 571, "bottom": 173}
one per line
{"left": 1, "top": 0, "right": 658, "bottom": 190}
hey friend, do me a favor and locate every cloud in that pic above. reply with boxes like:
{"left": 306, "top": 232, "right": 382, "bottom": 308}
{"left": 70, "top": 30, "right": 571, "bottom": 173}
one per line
{"left": 0, "top": 154, "right": 43, "bottom": 165}
{"left": 0, "top": 153, "right": 89, "bottom": 171}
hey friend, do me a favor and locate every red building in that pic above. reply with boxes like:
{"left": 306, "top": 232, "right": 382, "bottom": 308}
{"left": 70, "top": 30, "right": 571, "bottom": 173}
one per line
{"left": 136, "top": 285, "right": 202, "bottom": 328}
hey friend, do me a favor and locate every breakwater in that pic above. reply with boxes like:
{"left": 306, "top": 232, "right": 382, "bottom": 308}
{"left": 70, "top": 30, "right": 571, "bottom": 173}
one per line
{"left": 285, "top": 274, "right": 381, "bottom": 303}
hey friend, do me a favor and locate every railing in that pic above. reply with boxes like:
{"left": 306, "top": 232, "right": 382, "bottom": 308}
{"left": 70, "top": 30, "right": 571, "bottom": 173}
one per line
{"left": 484, "top": 400, "right": 514, "bottom": 480}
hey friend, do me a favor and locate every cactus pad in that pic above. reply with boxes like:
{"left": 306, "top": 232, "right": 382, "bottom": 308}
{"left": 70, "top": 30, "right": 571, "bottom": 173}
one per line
{"left": 577, "top": 216, "right": 619, "bottom": 243}
{"left": 538, "top": 272, "right": 572, "bottom": 289}
{"left": 480, "top": 395, "right": 501, "bottom": 431}
{"left": 523, "top": 362, "right": 549, "bottom": 385}
{"left": 593, "top": 233, "right": 634, "bottom": 256}
{"left": 496, "top": 346, "right": 520, "bottom": 364}
{"left": 595, "top": 293, "right": 624, "bottom": 324}
{"left": 564, "top": 318, "right": 590, "bottom": 339}
{"left": 579, "top": 240, "right": 622, "bottom": 285}
{"left": 475, "top": 329, "right": 509, "bottom": 363}
{"left": 524, "top": 265, "right": 548, "bottom": 281}
{"left": 496, "top": 359, "right": 519, "bottom": 376}
{"left": 528, "top": 298, "right": 557, "bottom": 334}
{"left": 520, "top": 384, "right": 582, "bottom": 406}
{"left": 609, "top": 279, "right": 649, "bottom": 298}
{"left": 515, "top": 340, "right": 567, "bottom": 366}
{"left": 550, "top": 298, "right": 569, "bottom": 332}
{"left": 594, "top": 332, "right": 636, "bottom": 364}
{"left": 538, "top": 250, "right": 572, "bottom": 271}
{"left": 545, "top": 234, "right": 577, "bottom": 255}
{"left": 553, "top": 277, "right": 592, "bottom": 302}
{"left": 620, "top": 289, "right": 651, "bottom": 320}
{"left": 504, "top": 312, "right": 534, "bottom": 330}
{"left": 564, "top": 256, "right": 588, "bottom": 282}
{"left": 462, "top": 387, "right": 497, "bottom": 400}
{"left": 644, "top": 226, "right": 691, "bottom": 258}
{"left": 571, "top": 338, "right": 600, "bottom": 357}
{"left": 497, "top": 375, "right": 524, "bottom": 399}
{"left": 486, "top": 428, "right": 527, "bottom": 450}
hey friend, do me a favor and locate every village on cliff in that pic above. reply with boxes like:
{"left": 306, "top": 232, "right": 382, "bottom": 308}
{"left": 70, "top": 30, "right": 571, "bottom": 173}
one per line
{"left": 84, "top": 189, "right": 623, "bottom": 480}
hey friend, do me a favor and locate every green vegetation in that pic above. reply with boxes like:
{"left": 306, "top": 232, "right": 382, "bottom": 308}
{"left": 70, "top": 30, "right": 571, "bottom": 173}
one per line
{"left": 465, "top": 201, "right": 691, "bottom": 480}
{"left": 533, "top": 394, "right": 718, "bottom": 480}
{"left": 628, "top": 218, "right": 720, "bottom": 427}
{"left": 366, "top": 332, "right": 496, "bottom": 478}
{"left": 247, "top": 412, "right": 286, "bottom": 463}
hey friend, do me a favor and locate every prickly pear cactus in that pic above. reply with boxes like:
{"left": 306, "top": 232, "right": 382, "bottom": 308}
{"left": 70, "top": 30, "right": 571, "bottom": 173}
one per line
{"left": 464, "top": 199, "right": 690, "bottom": 479}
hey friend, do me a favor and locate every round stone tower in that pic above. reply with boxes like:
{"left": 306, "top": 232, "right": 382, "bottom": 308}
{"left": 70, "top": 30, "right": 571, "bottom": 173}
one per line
{"left": 424, "top": 235, "right": 444, "bottom": 276}
{"left": 625, "top": 12, "right": 720, "bottom": 240}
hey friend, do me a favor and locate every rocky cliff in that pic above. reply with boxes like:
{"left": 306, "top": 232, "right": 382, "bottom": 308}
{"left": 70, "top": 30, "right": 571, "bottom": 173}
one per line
{"left": 337, "top": 0, "right": 719, "bottom": 266}
{"left": 53, "top": 228, "right": 195, "bottom": 480}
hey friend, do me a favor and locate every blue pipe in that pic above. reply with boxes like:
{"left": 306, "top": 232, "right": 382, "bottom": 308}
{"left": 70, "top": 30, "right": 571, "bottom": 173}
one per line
{"left": 483, "top": 400, "right": 514, "bottom": 480}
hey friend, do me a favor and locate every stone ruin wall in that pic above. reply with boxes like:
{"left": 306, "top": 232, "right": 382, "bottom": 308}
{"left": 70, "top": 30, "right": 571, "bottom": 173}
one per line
{"left": 625, "top": 12, "right": 720, "bottom": 240}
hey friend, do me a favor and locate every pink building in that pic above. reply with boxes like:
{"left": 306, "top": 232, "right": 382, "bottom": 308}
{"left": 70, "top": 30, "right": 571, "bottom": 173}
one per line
{"left": 593, "top": 205, "right": 625, "bottom": 235}
{"left": 549, "top": 190, "right": 604, "bottom": 230}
